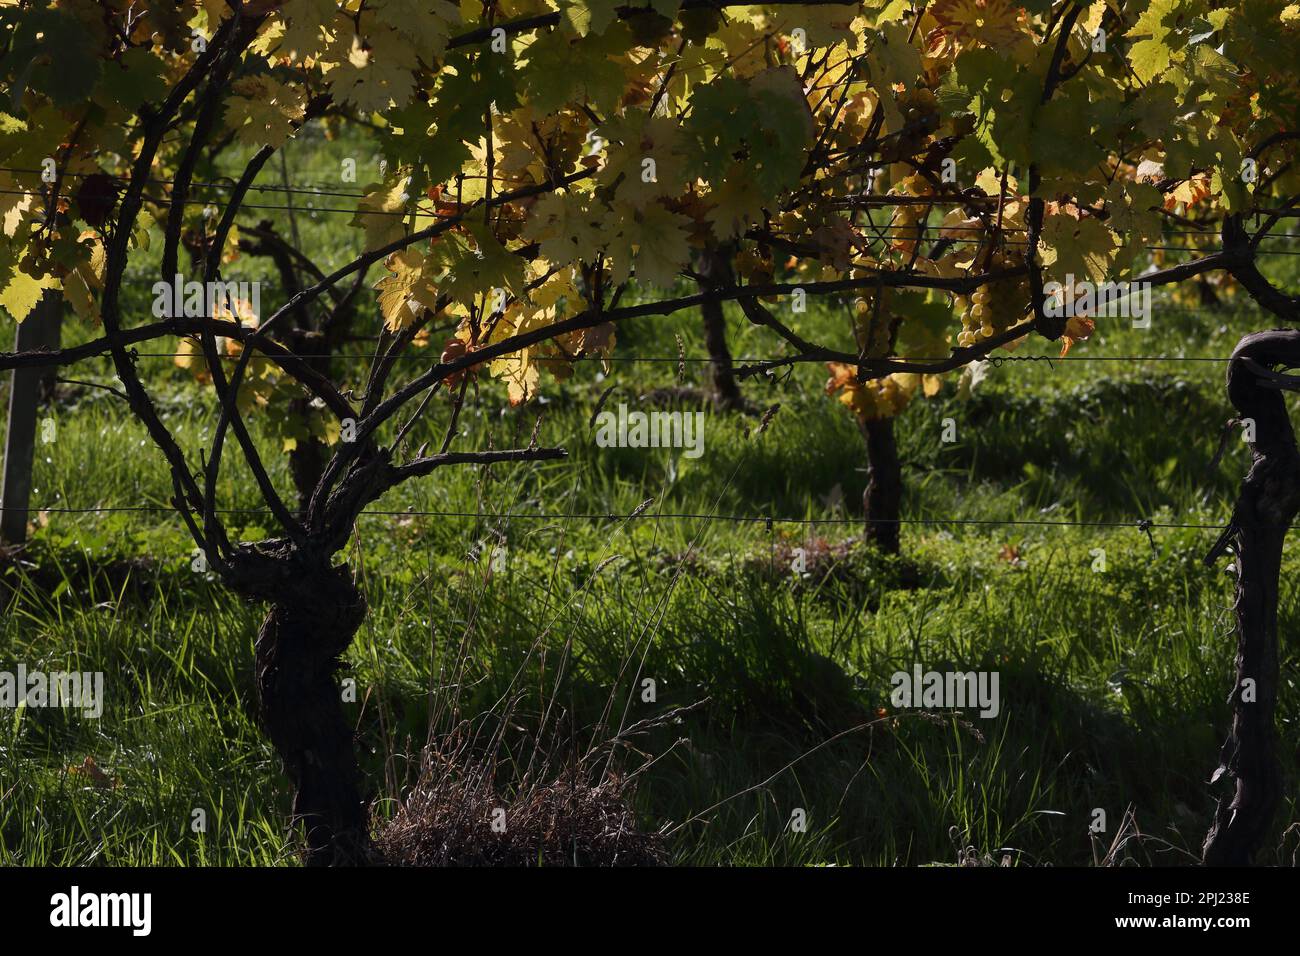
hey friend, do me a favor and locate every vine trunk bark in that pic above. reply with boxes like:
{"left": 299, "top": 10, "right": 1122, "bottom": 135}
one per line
{"left": 1203, "top": 330, "right": 1300, "bottom": 865}
{"left": 251, "top": 558, "right": 370, "bottom": 865}
{"left": 695, "top": 247, "right": 742, "bottom": 411}
{"left": 861, "top": 416, "right": 902, "bottom": 554}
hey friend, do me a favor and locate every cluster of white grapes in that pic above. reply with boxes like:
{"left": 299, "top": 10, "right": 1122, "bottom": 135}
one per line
{"left": 956, "top": 256, "right": 1027, "bottom": 348}
{"left": 854, "top": 376, "right": 912, "bottom": 421}
{"left": 853, "top": 295, "right": 892, "bottom": 359}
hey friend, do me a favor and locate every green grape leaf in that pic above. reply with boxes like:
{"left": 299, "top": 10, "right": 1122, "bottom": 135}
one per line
{"left": 276, "top": 0, "right": 338, "bottom": 60}
{"left": 560, "top": 0, "right": 623, "bottom": 36}
{"left": 223, "top": 76, "right": 307, "bottom": 149}
{"left": 1039, "top": 214, "right": 1119, "bottom": 285}
{"left": 431, "top": 222, "right": 526, "bottom": 305}
{"left": 96, "top": 48, "right": 169, "bottom": 113}
{"left": 521, "top": 26, "right": 629, "bottom": 115}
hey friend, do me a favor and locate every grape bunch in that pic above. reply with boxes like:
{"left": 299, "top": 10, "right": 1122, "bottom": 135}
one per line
{"left": 853, "top": 295, "right": 892, "bottom": 359}
{"left": 679, "top": 9, "right": 721, "bottom": 44}
{"left": 826, "top": 363, "right": 915, "bottom": 422}
{"left": 956, "top": 256, "right": 1028, "bottom": 348}
{"left": 857, "top": 374, "right": 909, "bottom": 421}
{"left": 850, "top": 376, "right": 911, "bottom": 421}
{"left": 734, "top": 247, "right": 775, "bottom": 290}
{"left": 878, "top": 85, "right": 940, "bottom": 165}
{"left": 627, "top": 10, "right": 673, "bottom": 47}
{"left": 898, "top": 87, "right": 938, "bottom": 131}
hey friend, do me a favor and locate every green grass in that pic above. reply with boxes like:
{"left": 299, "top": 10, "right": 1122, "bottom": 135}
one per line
{"left": 4, "top": 124, "right": 1300, "bottom": 866}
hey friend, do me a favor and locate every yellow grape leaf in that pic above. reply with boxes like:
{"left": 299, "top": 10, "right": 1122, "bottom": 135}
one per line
{"left": 1127, "top": 38, "right": 1172, "bottom": 84}
{"left": 615, "top": 201, "right": 692, "bottom": 288}
{"left": 350, "top": 178, "right": 411, "bottom": 250}
{"left": 497, "top": 355, "right": 539, "bottom": 406}
{"left": 0, "top": 173, "right": 34, "bottom": 237}
{"left": 560, "top": 0, "right": 623, "bottom": 36}
{"left": 175, "top": 336, "right": 209, "bottom": 383}
{"left": 711, "top": 17, "right": 769, "bottom": 79}
{"left": 488, "top": 307, "right": 555, "bottom": 406}
{"left": 521, "top": 192, "right": 607, "bottom": 268}
{"left": 526, "top": 261, "right": 580, "bottom": 310}
{"left": 704, "top": 170, "right": 767, "bottom": 239}
{"left": 197, "top": 0, "right": 232, "bottom": 29}
{"left": 598, "top": 113, "right": 689, "bottom": 208}
{"left": 213, "top": 294, "right": 259, "bottom": 328}
{"left": 930, "top": 0, "right": 1027, "bottom": 49}
{"left": 311, "top": 410, "right": 343, "bottom": 446}
{"left": 63, "top": 266, "right": 99, "bottom": 324}
{"left": 224, "top": 76, "right": 307, "bottom": 148}
{"left": 375, "top": 248, "right": 440, "bottom": 331}
{"left": 786, "top": 5, "right": 861, "bottom": 49}
{"left": 1124, "top": 0, "right": 1184, "bottom": 83}
{"left": 825, "top": 363, "right": 916, "bottom": 421}
{"left": 1166, "top": 175, "right": 1212, "bottom": 210}
{"left": 0, "top": 269, "right": 59, "bottom": 323}
{"left": 974, "top": 166, "right": 1020, "bottom": 196}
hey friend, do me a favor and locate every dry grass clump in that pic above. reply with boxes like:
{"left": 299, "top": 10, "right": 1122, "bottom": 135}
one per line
{"left": 374, "top": 740, "right": 666, "bottom": 867}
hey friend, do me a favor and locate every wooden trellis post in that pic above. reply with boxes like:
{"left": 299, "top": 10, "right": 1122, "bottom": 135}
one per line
{"left": 1, "top": 289, "right": 63, "bottom": 545}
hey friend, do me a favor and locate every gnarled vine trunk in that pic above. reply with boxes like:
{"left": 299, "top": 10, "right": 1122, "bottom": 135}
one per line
{"left": 694, "top": 247, "right": 743, "bottom": 411}
{"left": 1203, "top": 330, "right": 1300, "bottom": 865}
{"left": 250, "top": 556, "right": 370, "bottom": 865}
{"left": 861, "top": 416, "right": 901, "bottom": 554}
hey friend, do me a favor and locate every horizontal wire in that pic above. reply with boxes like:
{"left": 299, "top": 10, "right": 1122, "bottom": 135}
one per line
{"left": 7, "top": 178, "right": 1295, "bottom": 253}
{"left": 30, "top": 349, "right": 1244, "bottom": 363}
{"left": 3, "top": 503, "right": 1231, "bottom": 532}
{"left": 5, "top": 167, "right": 1300, "bottom": 230}
{"left": 8, "top": 160, "right": 1299, "bottom": 212}
{"left": 0, "top": 185, "right": 424, "bottom": 219}
{"left": 0, "top": 164, "right": 368, "bottom": 200}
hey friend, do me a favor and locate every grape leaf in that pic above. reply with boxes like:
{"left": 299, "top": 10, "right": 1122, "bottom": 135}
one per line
{"left": 521, "top": 26, "right": 629, "bottom": 115}
{"left": 705, "top": 171, "right": 767, "bottom": 239}
{"left": 597, "top": 112, "right": 689, "bottom": 208}
{"left": 611, "top": 200, "right": 692, "bottom": 288}
{"left": 350, "top": 179, "right": 412, "bottom": 250}
{"left": 275, "top": 0, "right": 338, "bottom": 60}
{"left": 375, "top": 248, "right": 440, "bottom": 331}
{"left": 370, "top": 0, "right": 455, "bottom": 58}
{"left": 0, "top": 268, "right": 60, "bottom": 323}
{"left": 430, "top": 222, "right": 525, "bottom": 306}
{"left": 1039, "top": 214, "right": 1118, "bottom": 285}
{"left": 223, "top": 76, "right": 307, "bottom": 149}
{"left": 1126, "top": 0, "right": 1187, "bottom": 83}
{"left": 96, "top": 47, "right": 168, "bottom": 113}
{"left": 560, "top": 0, "right": 623, "bottom": 37}
{"left": 327, "top": 33, "right": 416, "bottom": 113}
{"left": 521, "top": 192, "right": 608, "bottom": 268}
